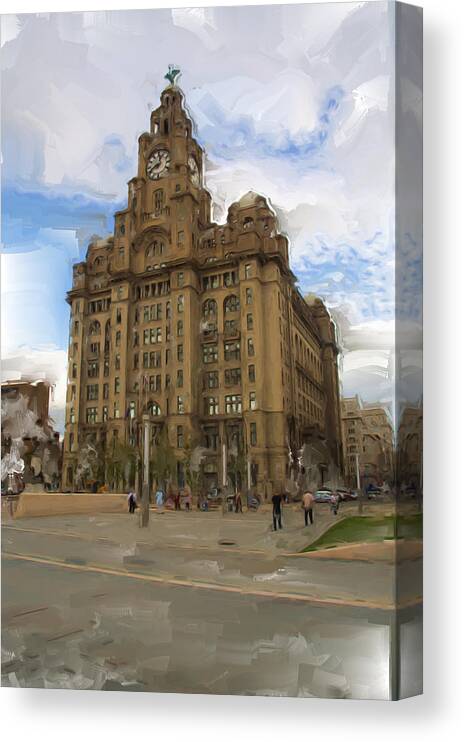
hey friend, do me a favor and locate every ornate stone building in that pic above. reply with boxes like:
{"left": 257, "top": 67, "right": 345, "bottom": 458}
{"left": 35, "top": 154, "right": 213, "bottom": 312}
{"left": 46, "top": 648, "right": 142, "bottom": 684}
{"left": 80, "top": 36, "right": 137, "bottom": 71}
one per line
{"left": 341, "top": 396, "right": 394, "bottom": 488}
{"left": 62, "top": 74, "right": 343, "bottom": 496}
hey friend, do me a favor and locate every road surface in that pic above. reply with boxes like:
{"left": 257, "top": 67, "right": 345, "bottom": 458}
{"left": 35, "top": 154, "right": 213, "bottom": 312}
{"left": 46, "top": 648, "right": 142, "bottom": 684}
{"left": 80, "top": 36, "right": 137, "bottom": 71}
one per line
{"left": 1, "top": 511, "right": 422, "bottom": 698}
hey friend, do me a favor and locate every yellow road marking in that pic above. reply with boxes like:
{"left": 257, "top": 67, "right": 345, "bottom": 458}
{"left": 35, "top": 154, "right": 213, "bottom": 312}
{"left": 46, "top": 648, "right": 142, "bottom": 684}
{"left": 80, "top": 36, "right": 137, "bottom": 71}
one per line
{"left": 2, "top": 550, "right": 421, "bottom": 611}
{"left": 2, "top": 524, "right": 267, "bottom": 556}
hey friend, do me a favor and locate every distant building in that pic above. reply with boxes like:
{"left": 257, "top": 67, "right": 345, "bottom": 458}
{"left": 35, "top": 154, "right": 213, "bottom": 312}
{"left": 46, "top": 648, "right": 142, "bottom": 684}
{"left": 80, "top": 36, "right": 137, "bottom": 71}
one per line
{"left": 62, "top": 74, "right": 343, "bottom": 496}
{"left": 341, "top": 396, "right": 393, "bottom": 488}
{"left": 1, "top": 380, "right": 50, "bottom": 425}
{"left": 397, "top": 403, "right": 422, "bottom": 490}
{"left": 1, "top": 380, "right": 61, "bottom": 490}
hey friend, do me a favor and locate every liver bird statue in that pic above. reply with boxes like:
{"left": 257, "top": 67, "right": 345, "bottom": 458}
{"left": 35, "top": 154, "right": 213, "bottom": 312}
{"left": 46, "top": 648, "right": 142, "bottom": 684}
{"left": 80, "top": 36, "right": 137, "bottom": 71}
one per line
{"left": 164, "top": 65, "right": 181, "bottom": 86}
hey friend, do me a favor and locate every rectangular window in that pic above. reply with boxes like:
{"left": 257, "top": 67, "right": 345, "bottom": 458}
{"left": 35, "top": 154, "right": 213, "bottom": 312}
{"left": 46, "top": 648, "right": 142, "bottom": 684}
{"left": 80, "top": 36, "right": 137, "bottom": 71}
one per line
{"left": 249, "top": 391, "right": 257, "bottom": 410}
{"left": 114, "top": 404, "right": 120, "bottom": 419}
{"left": 177, "top": 396, "right": 184, "bottom": 414}
{"left": 205, "top": 396, "right": 219, "bottom": 416}
{"left": 115, "top": 353, "right": 120, "bottom": 370}
{"left": 165, "top": 374, "right": 171, "bottom": 389}
{"left": 177, "top": 369, "right": 184, "bottom": 387}
{"left": 177, "top": 233, "right": 185, "bottom": 248}
{"left": 143, "top": 306, "right": 149, "bottom": 322}
{"left": 250, "top": 422, "right": 257, "bottom": 446}
{"left": 134, "top": 353, "right": 139, "bottom": 369}
{"left": 177, "top": 425, "right": 184, "bottom": 448}
{"left": 177, "top": 271, "right": 184, "bottom": 287}
{"left": 224, "top": 341, "right": 240, "bottom": 361}
{"left": 114, "top": 377, "right": 120, "bottom": 394}
{"left": 224, "top": 319, "right": 239, "bottom": 336}
{"left": 90, "top": 342, "right": 100, "bottom": 355}
{"left": 248, "top": 365, "right": 256, "bottom": 383}
{"left": 177, "top": 344, "right": 184, "bottom": 362}
{"left": 150, "top": 327, "right": 161, "bottom": 344}
{"left": 204, "top": 426, "right": 219, "bottom": 451}
{"left": 245, "top": 263, "right": 252, "bottom": 279}
{"left": 203, "top": 344, "right": 218, "bottom": 363}
{"left": 165, "top": 348, "right": 170, "bottom": 364}
{"left": 104, "top": 359, "right": 109, "bottom": 377}
{"left": 225, "top": 368, "right": 241, "bottom": 386}
{"left": 177, "top": 295, "right": 184, "bottom": 313}
{"left": 103, "top": 383, "right": 109, "bottom": 400}
{"left": 86, "top": 407, "right": 98, "bottom": 424}
{"left": 247, "top": 338, "right": 255, "bottom": 357}
{"left": 88, "top": 362, "right": 99, "bottom": 378}
{"left": 225, "top": 394, "right": 242, "bottom": 414}
{"left": 153, "top": 351, "right": 161, "bottom": 367}
{"left": 247, "top": 313, "right": 253, "bottom": 330}
{"left": 246, "top": 288, "right": 253, "bottom": 305}
{"left": 154, "top": 189, "right": 164, "bottom": 213}
{"left": 204, "top": 370, "right": 219, "bottom": 389}
{"left": 102, "top": 407, "right": 108, "bottom": 422}
{"left": 86, "top": 384, "right": 99, "bottom": 401}
{"left": 177, "top": 320, "right": 183, "bottom": 337}
{"left": 143, "top": 329, "right": 149, "bottom": 345}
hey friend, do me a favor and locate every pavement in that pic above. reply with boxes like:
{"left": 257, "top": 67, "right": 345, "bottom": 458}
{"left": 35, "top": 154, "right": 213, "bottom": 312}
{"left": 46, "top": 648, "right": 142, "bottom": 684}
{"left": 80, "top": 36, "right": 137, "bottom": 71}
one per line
{"left": 1, "top": 503, "right": 423, "bottom": 698}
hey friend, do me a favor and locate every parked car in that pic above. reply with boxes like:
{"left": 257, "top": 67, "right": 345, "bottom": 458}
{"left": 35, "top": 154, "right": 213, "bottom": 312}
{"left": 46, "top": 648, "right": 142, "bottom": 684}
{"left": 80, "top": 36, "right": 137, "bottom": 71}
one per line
{"left": 337, "top": 488, "right": 358, "bottom": 501}
{"left": 314, "top": 490, "right": 333, "bottom": 503}
{"left": 366, "top": 484, "right": 382, "bottom": 500}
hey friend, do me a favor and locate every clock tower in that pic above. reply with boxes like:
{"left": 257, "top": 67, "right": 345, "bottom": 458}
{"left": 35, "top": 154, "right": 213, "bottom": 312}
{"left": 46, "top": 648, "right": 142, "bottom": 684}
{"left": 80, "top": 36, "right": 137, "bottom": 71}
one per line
{"left": 112, "top": 69, "right": 212, "bottom": 269}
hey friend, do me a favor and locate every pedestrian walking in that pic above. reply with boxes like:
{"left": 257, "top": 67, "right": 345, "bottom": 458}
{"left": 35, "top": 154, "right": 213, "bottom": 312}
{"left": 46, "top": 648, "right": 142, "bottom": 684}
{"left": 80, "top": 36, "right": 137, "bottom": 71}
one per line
{"left": 234, "top": 491, "right": 243, "bottom": 513}
{"left": 174, "top": 491, "right": 181, "bottom": 511}
{"left": 155, "top": 487, "right": 164, "bottom": 509}
{"left": 330, "top": 492, "right": 340, "bottom": 516}
{"left": 272, "top": 492, "right": 283, "bottom": 531}
{"left": 127, "top": 490, "right": 137, "bottom": 513}
{"left": 302, "top": 489, "right": 314, "bottom": 526}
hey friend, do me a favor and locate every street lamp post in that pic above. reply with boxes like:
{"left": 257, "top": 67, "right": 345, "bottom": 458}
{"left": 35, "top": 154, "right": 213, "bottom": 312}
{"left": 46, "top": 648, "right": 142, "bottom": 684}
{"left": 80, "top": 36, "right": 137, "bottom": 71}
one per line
{"left": 140, "top": 413, "right": 150, "bottom": 527}
{"left": 355, "top": 452, "right": 363, "bottom": 514}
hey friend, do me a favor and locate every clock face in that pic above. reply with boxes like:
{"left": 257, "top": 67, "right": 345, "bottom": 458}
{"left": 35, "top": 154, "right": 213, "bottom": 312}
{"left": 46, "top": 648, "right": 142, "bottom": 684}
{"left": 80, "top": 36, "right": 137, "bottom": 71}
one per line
{"left": 188, "top": 155, "right": 200, "bottom": 187}
{"left": 147, "top": 149, "right": 170, "bottom": 180}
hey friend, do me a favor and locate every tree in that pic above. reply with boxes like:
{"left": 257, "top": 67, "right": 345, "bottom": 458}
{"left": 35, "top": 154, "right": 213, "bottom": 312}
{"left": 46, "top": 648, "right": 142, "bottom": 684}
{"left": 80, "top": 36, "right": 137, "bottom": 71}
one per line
{"left": 229, "top": 448, "right": 247, "bottom": 494}
{"left": 181, "top": 434, "right": 207, "bottom": 500}
{"left": 105, "top": 440, "right": 137, "bottom": 491}
{"left": 150, "top": 427, "right": 177, "bottom": 490}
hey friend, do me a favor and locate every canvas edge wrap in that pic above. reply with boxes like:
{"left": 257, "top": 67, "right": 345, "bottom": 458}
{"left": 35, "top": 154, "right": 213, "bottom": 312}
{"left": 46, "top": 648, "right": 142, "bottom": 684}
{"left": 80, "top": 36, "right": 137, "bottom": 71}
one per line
{"left": 394, "top": 0, "right": 423, "bottom": 701}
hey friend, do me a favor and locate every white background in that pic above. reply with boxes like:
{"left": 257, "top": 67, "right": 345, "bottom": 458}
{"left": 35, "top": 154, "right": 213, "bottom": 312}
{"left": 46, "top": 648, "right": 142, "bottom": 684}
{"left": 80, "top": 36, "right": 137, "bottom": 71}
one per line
{"left": 0, "top": 0, "right": 462, "bottom": 739}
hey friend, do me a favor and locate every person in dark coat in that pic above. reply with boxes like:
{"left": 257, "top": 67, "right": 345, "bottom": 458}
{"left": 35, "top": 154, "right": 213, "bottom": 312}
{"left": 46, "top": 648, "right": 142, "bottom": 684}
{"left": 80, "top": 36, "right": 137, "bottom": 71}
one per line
{"left": 272, "top": 492, "right": 284, "bottom": 531}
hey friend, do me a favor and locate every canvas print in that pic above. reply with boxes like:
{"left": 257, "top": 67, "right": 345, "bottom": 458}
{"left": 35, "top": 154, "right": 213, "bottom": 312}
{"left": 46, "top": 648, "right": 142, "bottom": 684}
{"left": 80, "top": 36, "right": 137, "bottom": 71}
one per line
{"left": 1, "top": 2, "right": 423, "bottom": 699}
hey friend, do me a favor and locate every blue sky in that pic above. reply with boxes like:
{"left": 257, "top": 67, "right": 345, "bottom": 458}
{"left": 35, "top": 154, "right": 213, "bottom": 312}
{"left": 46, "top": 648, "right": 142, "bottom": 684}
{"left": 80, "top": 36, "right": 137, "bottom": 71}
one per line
{"left": 1, "top": 3, "right": 423, "bottom": 427}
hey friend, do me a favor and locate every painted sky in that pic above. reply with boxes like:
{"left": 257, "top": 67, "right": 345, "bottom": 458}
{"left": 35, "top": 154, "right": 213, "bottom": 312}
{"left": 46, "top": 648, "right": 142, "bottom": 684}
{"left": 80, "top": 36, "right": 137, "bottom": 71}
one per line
{"left": 1, "top": 2, "right": 422, "bottom": 432}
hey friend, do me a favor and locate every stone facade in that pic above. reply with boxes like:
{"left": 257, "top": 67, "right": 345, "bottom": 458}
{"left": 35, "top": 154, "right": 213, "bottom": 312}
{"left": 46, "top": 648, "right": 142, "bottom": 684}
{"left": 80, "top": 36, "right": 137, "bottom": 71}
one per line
{"left": 62, "top": 79, "right": 343, "bottom": 496}
{"left": 341, "top": 396, "right": 393, "bottom": 489}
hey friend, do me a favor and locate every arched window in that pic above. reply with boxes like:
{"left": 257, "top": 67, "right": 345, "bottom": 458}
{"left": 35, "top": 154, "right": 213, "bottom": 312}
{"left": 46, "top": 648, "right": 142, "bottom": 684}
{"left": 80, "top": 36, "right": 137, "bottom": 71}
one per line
{"left": 177, "top": 295, "right": 184, "bottom": 313}
{"left": 146, "top": 240, "right": 165, "bottom": 258}
{"left": 148, "top": 401, "right": 161, "bottom": 417}
{"left": 202, "top": 298, "right": 217, "bottom": 319}
{"left": 93, "top": 256, "right": 103, "bottom": 271}
{"left": 89, "top": 320, "right": 101, "bottom": 335}
{"left": 243, "top": 216, "right": 254, "bottom": 230}
{"left": 224, "top": 295, "right": 240, "bottom": 314}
